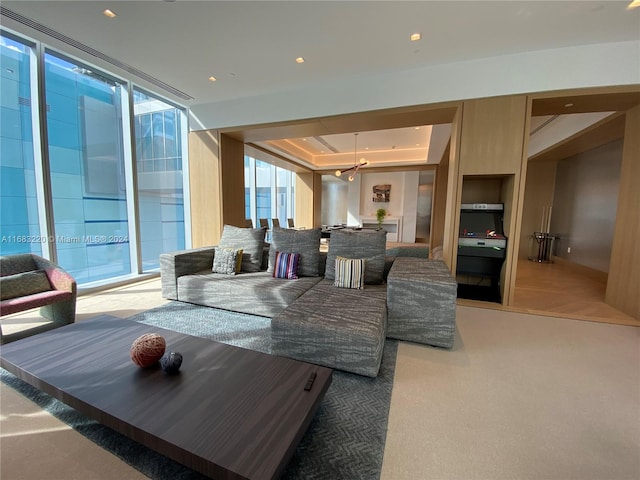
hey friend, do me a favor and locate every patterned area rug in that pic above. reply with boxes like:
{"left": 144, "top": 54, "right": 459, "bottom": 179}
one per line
{"left": 1, "top": 301, "right": 397, "bottom": 480}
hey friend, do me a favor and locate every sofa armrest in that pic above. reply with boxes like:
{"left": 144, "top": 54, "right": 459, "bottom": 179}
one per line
{"left": 160, "top": 246, "right": 216, "bottom": 300}
{"left": 32, "top": 256, "right": 76, "bottom": 295}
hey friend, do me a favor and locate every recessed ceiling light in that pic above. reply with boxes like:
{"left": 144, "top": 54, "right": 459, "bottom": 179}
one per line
{"left": 416, "top": 143, "right": 420, "bottom": 146}
{"left": 302, "top": 138, "right": 307, "bottom": 141}
{"left": 627, "top": 1, "right": 640, "bottom": 9}
{"left": 564, "top": 103, "right": 574, "bottom": 108}
{"left": 103, "top": 9, "right": 117, "bottom": 18}
{"left": 415, "top": 127, "right": 420, "bottom": 130}
{"left": 208, "top": 76, "right": 217, "bottom": 82}
{"left": 410, "top": 33, "right": 421, "bottom": 42}
{"left": 295, "top": 57, "right": 305, "bottom": 64}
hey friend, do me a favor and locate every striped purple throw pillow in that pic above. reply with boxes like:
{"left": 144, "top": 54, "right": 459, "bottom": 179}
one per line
{"left": 273, "top": 251, "right": 300, "bottom": 279}
{"left": 334, "top": 256, "right": 365, "bottom": 289}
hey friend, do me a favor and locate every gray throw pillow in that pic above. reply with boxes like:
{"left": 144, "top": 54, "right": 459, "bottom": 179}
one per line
{"left": 325, "top": 229, "right": 387, "bottom": 284}
{"left": 268, "top": 227, "right": 322, "bottom": 277}
{"left": 218, "top": 225, "right": 266, "bottom": 273}
{"left": 212, "top": 247, "right": 241, "bottom": 275}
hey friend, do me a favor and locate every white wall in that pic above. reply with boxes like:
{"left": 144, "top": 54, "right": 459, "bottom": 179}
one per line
{"left": 359, "top": 172, "right": 406, "bottom": 219}
{"left": 321, "top": 180, "right": 349, "bottom": 226}
{"left": 359, "top": 171, "right": 420, "bottom": 243}
{"left": 401, "top": 172, "right": 419, "bottom": 243}
{"left": 190, "top": 42, "right": 639, "bottom": 130}
{"left": 346, "top": 174, "right": 362, "bottom": 227}
{"left": 550, "top": 140, "right": 623, "bottom": 273}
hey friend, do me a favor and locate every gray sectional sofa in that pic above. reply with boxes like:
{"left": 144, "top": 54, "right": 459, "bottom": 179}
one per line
{"left": 160, "top": 225, "right": 457, "bottom": 377}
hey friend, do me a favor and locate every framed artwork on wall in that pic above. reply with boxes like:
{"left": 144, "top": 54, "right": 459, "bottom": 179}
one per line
{"left": 373, "top": 184, "right": 391, "bottom": 203}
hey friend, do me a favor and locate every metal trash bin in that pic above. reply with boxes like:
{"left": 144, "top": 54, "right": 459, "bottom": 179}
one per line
{"left": 529, "top": 232, "right": 556, "bottom": 263}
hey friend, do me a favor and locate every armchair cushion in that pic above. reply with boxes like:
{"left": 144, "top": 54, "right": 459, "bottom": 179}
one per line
{"left": 0, "top": 270, "right": 51, "bottom": 300}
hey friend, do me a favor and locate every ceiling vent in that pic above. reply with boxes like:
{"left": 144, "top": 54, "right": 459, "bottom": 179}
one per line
{"left": 1, "top": 6, "right": 194, "bottom": 101}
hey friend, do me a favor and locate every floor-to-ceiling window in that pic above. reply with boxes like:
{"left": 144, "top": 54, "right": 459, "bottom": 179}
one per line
{"left": 244, "top": 156, "right": 252, "bottom": 225}
{"left": 244, "top": 155, "right": 296, "bottom": 234}
{"left": 255, "top": 159, "right": 273, "bottom": 227}
{"left": 0, "top": 34, "right": 43, "bottom": 256}
{"left": 0, "top": 30, "right": 189, "bottom": 286}
{"left": 133, "top": 90, "right": 186, "bottom": 271}
{"left": 44, "top": 52, "right": 131, "bottom": 283}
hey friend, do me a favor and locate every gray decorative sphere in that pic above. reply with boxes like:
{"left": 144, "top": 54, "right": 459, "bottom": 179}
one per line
{"left": 160, "top": 351, "right": 183, "bottom": 374}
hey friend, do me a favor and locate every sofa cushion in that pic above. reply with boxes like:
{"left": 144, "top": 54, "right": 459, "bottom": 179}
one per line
{"left": 1, "top": 270, "right": 52, "bottom": 300}
{"left": 268, "top": 227, "right": 321, "bottom": 277}
{"left": 212, "top": 247, "right": 242, "bottom": 275}
{"left": 271, "top": 279, "right": 387, "bottom": 377}
{"left": 273, "top": 251, "right": 300, "bottom": 280}
{"left": 176, "top": 271, "right": 322, "bottom": 318}
{"left": 218, "top": 225, "right": 266, "bottom": 273}
{"left": 325, "top": 229, "right": 387, "bottom": 284}
{"left": 334, "top": 256, "right": 365, "bottom": 289}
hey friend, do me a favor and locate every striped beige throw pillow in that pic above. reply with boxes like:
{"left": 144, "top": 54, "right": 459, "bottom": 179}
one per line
{"left": 334, "top": 256, "right": 365, "bottom": 289}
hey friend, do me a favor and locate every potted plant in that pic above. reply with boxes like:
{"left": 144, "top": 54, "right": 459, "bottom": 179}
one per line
{"left": 376, "top": 208, "right": 387, "bottom": 229}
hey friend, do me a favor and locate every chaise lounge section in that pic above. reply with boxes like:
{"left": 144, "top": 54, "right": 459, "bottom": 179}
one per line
{"left": 272, "top": 279, "right": 387, "bottom": 377}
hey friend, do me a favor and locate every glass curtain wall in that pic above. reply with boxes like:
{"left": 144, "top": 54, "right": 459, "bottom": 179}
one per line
{"left": 0, "top": 34, "right": 42, "bottom": 256}
{"left": 244, "top": 155, "right": 296, "bottom": 235}
{"left": 44, "top": 52, "right": 131, "bottom": 283}
{"left": 0, "top": 30, "right": 188, "bottom": 286}
{"left": 133, "top": 90, "right": 186, "bottom": 271}
{"left": 255, "top": 159, "right": 273, "bottom": 229}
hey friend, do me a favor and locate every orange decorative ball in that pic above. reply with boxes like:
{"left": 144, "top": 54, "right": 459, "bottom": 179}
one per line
{"left": 130, "top": 333, "right": 166, "bottom": 368}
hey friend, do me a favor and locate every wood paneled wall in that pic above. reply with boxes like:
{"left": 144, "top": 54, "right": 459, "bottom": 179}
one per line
{"left": 606, "top": 105, "right": 640, "bottom": 319}
{"left": 313, "top": 173, "right": 323, "bottom": 227}
{"left": 442, "top": 108, "right": 463, "bottom": 269}
{"left": 188, "top": 130, "right": 222, "bottom": 247}
{"left": 219, "top": 134, "right": 246, "bottom": 228}
{"left": 459, "top": 96, "right": 528, "bottom": 175}
{"left": 430, "top": 148, "right": 450, "bottom": 253}
{"left": 294, "top": 172, "right": 315, "bottom": 229}
{"left": 452, "top": 95, "right": 529, "bottom": 303}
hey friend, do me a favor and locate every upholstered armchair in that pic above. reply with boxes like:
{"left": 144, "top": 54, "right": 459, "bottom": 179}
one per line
{"left": 0, "top": 254, "right": 77, "bottom": 344}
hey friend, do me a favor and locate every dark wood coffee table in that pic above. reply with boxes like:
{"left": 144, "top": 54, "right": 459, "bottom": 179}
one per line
{"left": 0, "top": 316, "right": 332, "bottom": 479}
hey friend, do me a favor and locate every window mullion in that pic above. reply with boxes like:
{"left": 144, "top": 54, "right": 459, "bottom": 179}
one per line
{"left": 34, "top": 42, "right": 55, "bottom": 261}
{"left": 122, "top": 81, "right": 140, "bottom": 273}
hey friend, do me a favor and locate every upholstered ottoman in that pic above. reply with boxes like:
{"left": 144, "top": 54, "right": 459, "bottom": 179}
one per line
{"left": 387, "top": 257, "right": 457, "bottom": 348}
{"left": 271, "top": 279, "right": 387, "bottom": 377}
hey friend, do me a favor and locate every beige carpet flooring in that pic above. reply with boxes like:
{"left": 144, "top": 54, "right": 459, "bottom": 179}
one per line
{"left": 1, "top": 279, "right": 639, "bottom": 480}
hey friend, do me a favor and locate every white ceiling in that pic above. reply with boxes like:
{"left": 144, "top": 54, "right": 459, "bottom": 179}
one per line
{"left": 2, "top": 1, "right": 637, "bottom": 168}
{"left": 3, "top": 1, "right": 638, "bottom": 108}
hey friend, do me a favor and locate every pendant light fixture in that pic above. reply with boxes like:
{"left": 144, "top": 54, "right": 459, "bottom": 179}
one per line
{"left": 335, "top": 133, "right": 369, "bottom": 181}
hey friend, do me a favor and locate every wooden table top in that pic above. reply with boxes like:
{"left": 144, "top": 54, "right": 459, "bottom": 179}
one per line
{"left": 0, "top": 316, "right": 332, "bottom": 480}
